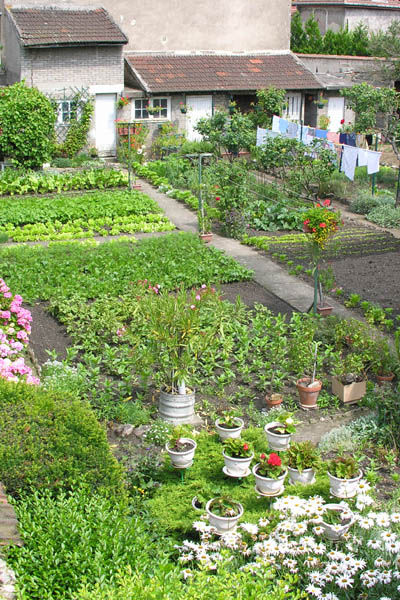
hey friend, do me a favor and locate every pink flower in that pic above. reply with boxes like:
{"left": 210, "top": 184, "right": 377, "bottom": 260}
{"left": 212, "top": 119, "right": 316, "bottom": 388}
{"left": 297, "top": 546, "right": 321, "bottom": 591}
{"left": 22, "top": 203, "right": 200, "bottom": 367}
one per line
{"left": 195, "top": 294, "right": 201, "bottom": 301}
{"left": 0, "top": 311, "right": 11, "bottom": 320}
{"left": 319, "top": 222, "right": 326, "bottom": 228}
{"left": 323, "top": 199, "right": 331, "bottom": 207}
{"left": 190, "top": 305, "right": 196, "bottom": 310}
{"left": 201, "top": 284, "right": 206, "bottom": 289}
{"left": 3, "top": 292, "right": 11, "bottom": 298}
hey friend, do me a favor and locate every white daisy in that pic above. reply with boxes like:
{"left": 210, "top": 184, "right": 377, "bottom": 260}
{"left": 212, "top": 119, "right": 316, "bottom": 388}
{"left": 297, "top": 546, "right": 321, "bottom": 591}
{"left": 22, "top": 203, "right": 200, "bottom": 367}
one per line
{"left": 181, "top": 569, "right": 192, "bottom": 579}
{"left": 385, "top": 541, "right": 400, "bottom": 554}
{"left": 375, "top": 512, "right": 391, "bottom": 527}
{"left": 240, "top": 523, "right": 258, "bottom": 535}
{"left": 258, "top": 517, "right": 270, "bottom": 527}
{"left": 313, "top": 526, "right": 324, "bottom": 535}
{"left": 378, "top": 570, "right": 392, "bottom": 584}
{"left": 335, "top": 575, "right": 354, "bottom": 589}
{"left": 391, "top": 513, "right": 400, "bottom": 523}
{"left": 374, "top": 557, "right": 390, "bottom": 568}
{"left": 367, "top": 539, "right": 382, "bottom": 550}
{"left": 305, "top": 584, "right": 322, "bottom": 597}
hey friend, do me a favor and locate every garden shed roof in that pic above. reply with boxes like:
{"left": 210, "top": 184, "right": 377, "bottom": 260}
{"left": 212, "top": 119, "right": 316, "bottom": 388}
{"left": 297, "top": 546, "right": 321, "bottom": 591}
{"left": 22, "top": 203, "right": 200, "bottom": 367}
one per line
{"left": 125, "top": 53, "right": 322, "bottom": 93}
{"left": 8, "top": 6, "right": 128, "bottom": 47}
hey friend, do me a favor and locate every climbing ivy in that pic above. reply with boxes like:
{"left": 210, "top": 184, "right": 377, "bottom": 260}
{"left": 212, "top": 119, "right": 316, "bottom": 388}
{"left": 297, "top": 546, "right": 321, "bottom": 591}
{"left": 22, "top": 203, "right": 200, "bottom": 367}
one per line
{"left": 59, "top": 94, "right": 94, "bottom": 158}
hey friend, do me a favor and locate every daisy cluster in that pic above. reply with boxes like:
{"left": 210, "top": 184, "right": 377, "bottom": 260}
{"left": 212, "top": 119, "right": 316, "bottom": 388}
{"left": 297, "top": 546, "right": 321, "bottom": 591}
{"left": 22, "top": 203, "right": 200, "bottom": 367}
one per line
{"left": 0, "top": 278, "right": 39, "bottom": 385}
{"left": 177, "top": 485, "right": 400, "bottom": 599}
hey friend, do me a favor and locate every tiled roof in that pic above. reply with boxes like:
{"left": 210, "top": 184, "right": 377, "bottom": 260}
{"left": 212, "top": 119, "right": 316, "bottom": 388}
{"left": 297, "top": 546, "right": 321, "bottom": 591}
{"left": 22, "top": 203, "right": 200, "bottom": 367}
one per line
{"left": 294, "top": 1, "right": 400, "bottom": 8}
{"left": 125, "top": 54, "right": 322, "bottom": 92}
{"left": 9, "top": 7, "right": 128, "bottom": 47}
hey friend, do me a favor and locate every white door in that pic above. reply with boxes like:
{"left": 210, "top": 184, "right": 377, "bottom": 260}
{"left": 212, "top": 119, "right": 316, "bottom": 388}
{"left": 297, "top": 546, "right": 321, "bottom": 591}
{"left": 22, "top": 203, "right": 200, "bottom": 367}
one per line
{"left": 284, "top": 93, "right": 302, "bottom": 121}
{"left": 95, "top": 93, "right": 117, "bottom": 155}
{"left": 186, "top": 95, "right": 213, "bottom": 141}
{"left": 328, "top": 96, "right": 345, "bottom": 132}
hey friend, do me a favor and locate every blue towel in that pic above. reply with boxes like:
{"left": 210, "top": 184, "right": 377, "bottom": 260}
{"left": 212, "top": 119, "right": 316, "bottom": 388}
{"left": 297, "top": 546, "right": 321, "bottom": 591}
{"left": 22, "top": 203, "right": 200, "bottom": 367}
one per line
{"left": 315, "top": 129, "right": 328, "bottom": 139}
{"left": 279, "top": 118, "right": 289, "bottom": 134}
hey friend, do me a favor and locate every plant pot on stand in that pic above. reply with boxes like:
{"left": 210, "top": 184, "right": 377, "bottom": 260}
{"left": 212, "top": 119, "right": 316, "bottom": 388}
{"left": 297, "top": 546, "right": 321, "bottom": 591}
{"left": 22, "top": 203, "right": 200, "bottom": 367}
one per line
{"left": 165, "top": 437, "right": 197, "bottom": 469}
{"left": 264, "top": 422, "right": 292, "bottom": 451}
{"left": 327, "top": 470, "right": 363, "bottom": 499}
{"left": 253, "top": 464, "right": 287, "bottom": 496}
{"left": 206, "top": 497, "right": 243, "bottom": 534}
{"left": 215, "top": 417, "right": 244, "bottom": 441}
{"left": 222, "top": 450, "right": 253, "bottom": 478}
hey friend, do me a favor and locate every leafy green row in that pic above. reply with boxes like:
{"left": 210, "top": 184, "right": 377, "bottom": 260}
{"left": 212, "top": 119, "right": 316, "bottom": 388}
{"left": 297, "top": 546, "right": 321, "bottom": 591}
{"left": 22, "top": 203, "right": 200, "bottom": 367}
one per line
{"left": 0, "top": 168, "right": 128, "bottom": 196}
{"left": 0, "top": 232, "right": 253, "bottom": 302}
{"left": 0, "top": 214, "right": 175, "bottom": 242}
{"left": 0, "top": 189, "right": 162, "bottom": 226}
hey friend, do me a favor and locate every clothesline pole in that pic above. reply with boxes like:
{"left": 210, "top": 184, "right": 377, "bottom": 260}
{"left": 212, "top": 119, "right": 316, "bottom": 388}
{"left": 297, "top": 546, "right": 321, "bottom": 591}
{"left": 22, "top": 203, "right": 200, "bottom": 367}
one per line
{"left": 371, "top": 135, "right": 378, "bottom": 196}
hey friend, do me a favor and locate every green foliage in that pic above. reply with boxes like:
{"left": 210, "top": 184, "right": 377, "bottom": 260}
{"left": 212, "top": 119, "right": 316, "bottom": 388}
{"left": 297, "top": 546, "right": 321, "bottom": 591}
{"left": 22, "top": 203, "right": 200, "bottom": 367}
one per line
{"left": 150, "top": 121, "right": 185, "bottom": 158}
{"left": 326, "top": 454, "right": 360, "bottom": 479}
{"left": 286, "top": 441, "right": 321, "bottom": 473}
{"left": 195, "top": 111, "right": 255, "bottom": 159}
{"left": 0, "top": 82, "right": 56, "bottom": 168}
{"left": 117, "top": 122, "right": 148, "bottom": 165}
{"left": 250, "top": 87, "right": 287, "bottom": 129}
{"left": 291, "top": 13, "right": 370, "bottom": 56}
{"left": 367, "top": 204, "right": 400, "bottom": 227}
{"left": 368, "top": 20, "right": 400, "bottom": 82}
{"left": 0, "top": 233, "right": 252, "bottom": 303}
{"left": 375, "top": 386, "right": 400, "bottom": 450}
{"left": 6, "top": 487, "right": 169, "bottom": 600}
{"left": 60, "top": 97, "right": 94, "bottom": 157}
{"left": 223, "top": 437, "right": 253, "bottom": 458}
{"left": 0, "top": 379, "right": 125, "bottom": 498}
{"left": 0, "top": 168, "right": 128, "bottom": 196}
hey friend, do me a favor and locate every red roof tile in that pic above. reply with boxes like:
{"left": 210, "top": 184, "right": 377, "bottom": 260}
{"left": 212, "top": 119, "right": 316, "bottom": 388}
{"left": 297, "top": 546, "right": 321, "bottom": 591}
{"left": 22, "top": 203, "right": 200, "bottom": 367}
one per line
{"left": 9, "top": 7, "right": 128, "bottom": 47}
{"left": 125, "top": 54, "right": 321, "bottom": 92}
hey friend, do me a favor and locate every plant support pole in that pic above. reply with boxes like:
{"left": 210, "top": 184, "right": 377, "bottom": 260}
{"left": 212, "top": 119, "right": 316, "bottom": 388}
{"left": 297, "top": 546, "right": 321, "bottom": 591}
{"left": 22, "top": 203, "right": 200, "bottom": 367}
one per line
{"left": 371, "top": 135, "right": 378, "bottom": 196}
{"left": 313, "top": 263, "right": 319, "bottom": 314}
{"left": 128, "top": 126, "right": 132, "bottom": 190}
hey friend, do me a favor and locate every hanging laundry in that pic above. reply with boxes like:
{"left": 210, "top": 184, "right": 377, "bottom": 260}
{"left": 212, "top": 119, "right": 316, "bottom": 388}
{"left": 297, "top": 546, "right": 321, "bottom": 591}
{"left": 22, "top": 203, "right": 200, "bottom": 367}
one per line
{"left": 279, "top": 118, "right": 289, "bottom": 134}
{"left": 357, "top": 148, "right": 368, "bottom": 167}
{"left": 287, "top": 121, "right": 299, "bottom": 139}
{"left": 340, "top": 145, "right": 358, "bottom": 181}
{"left": 301, "top": 126, "right": 309, "bottom": 144}
{"left": 367, "top": 150, "right": 382, "bottom": 175}
{"left": 327, "top": 132, "right": 340, "bottom": 144}
{"left": 308, "top": 127, "right": 316, "bottom": 137}
{"left": 356, "top": 134, "right": 368, "bottom": 149}
{"left": 315, "top": 129, "right": 328, "bottom": 140}
{"left": 272, "top": 115, "right": 280, "bottom": 133}
{"left": 256, "top": 127, "right": 267, "bottom": 146}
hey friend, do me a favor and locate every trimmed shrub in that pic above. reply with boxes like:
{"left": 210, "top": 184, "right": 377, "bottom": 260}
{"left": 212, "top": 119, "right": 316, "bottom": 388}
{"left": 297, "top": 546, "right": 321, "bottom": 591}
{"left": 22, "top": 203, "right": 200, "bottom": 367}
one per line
{"left": 0, "top": 379, "right": 125, "bottom": 498}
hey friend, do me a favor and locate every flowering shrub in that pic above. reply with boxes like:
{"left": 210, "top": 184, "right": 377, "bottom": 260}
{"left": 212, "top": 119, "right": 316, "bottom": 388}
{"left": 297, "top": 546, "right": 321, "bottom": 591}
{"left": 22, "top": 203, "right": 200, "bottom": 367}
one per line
{"left": 178, "top": 485, "right": 400, "bottom": 599}
{"left": 255, "top": 452, "right": 286, "bottom": 478}
{"left": 302, "top": 204, "right": 341, "bottom": 249}
{"left": 0, "top": 278, "right": 39, "bottom": 384}
{"left": 223, "top": 438, "right": 253, "bottom": 459}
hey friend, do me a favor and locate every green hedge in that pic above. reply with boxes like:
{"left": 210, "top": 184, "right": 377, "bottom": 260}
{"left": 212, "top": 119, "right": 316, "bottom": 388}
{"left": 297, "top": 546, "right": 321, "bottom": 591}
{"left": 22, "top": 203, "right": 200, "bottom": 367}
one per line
{"left": 0, "top": 379, "right": 125, "bottom": 498}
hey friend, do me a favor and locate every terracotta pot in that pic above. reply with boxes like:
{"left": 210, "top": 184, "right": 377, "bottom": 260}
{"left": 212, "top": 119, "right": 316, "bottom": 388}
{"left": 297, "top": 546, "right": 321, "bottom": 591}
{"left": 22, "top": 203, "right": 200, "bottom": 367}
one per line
{"left": 265, "top": 393, "right": 283, "bottom": 408}
{"left": 296, "top": 378, "right": 322, "bottom": 410}
{"left": 302, "top": 223, "right": 312, "bottom": 234}
{"left": 317, "top": 305, "right": 333, "bottom": 317}
{"left": 376, "top": 373, "right": 395, "bottom": 386}
{"left": 199, "top": 233, "right": 212, "bottom": 243}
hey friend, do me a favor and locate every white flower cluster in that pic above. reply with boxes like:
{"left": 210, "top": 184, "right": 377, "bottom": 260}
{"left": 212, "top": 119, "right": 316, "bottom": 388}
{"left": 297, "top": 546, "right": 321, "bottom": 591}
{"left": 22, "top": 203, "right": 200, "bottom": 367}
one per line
{"left": 177, "top": 485, "right": 400, "bottom": 599}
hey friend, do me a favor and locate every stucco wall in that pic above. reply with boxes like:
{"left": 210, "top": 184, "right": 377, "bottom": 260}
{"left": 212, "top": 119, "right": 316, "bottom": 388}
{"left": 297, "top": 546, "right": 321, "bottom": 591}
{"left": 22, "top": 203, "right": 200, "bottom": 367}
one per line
{"left": 297, "top": 5, "right": 400, "bottom": 34}
{"left": 345, "top": 9, "right": 400, "bottom": 33}
{"left": 19, "top": 45, "right": 124, "bottom": 94}
{"left": 2, "top": 7, "right": 22, "bottom": 84}
{"left": 3, "top": 0, "right": 291, "bottom": 53}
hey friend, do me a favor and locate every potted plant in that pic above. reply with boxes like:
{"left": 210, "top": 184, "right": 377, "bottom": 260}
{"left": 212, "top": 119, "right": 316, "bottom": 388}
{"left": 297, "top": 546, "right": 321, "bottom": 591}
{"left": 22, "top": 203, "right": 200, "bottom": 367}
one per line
{"left": 198, "top": 206, "right": 213, "bottom": 242}
{"left": 215, "top": 410, "right": 244, "bottom": 441}
{"left": 126, "top": 282, "right": 231, "bottom": 424}
{"left": 331, "top": 353, "right": 368, "bottom": 404}
{"left": 286, "top": 440, "right": 321, "bottom": 485}
{"left": 326, "top": 455, "right": 362, "bottom": 498}
{"left": 222, "top": 437, "right": 253, "bottom": 477}
{"left": 264, "top": 411, "right": 300, "bottom": 451}
{"left": 179, "top": 102, "right": 187, "bottom": 114}
{"left": 206, "top": 496, "right": 243, "bottom": 533}
{"left": 117, "top": 96, "right": 130, "bottom": 110}
{"left": 252, "top": 452, "right": 287, "bottom": 496}
{"left": 320, "top": 504, "right": 355, "bottom": 541}
{"left": 315, "top": 93, "right": 328, "bottom": 109}
{"left": 165, "top": 426, "right": 197, "bottom": 469}
{"left": 370, "top": 337, "right": 397, "bottom": 385}
{"left": 296, "top": 342, "right": 323, "bottom": 410}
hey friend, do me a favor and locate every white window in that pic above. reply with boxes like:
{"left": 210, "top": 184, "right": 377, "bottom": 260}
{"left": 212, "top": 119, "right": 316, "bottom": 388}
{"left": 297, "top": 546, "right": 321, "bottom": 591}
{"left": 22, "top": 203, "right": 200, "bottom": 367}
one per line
{"left": 133, "top": 97, "right": 170, "bottom": 120}
{"left": 56, "top": 100, "right": 81, "bottom": 124}
{"left": 284, "top": 93, "right": 302, "bottom": 121}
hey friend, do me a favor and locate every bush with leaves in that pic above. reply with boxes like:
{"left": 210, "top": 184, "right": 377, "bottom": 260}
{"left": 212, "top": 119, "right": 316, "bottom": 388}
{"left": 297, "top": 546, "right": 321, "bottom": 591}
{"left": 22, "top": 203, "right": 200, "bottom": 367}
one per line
{"left": 60, "top": 97, "right": 94, "bottom": 158}
{"left": 250, "top": 86, "right": 287, "bottom": 129}
{"left": 195, "top": 111, "right": 255, "bottom": 160}
{"left": 0, "top": 82, "right": 56, "bottom": 168}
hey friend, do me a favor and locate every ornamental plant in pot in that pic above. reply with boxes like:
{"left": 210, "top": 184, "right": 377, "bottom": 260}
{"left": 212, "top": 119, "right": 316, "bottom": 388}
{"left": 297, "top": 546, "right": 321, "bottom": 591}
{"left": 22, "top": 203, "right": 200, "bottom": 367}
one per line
{"left": 126, "top": 282, "right": 231, "bottom": 424}
{"left": 264, "top": 411, "right": 300, "bottom": 451}
{"left": 222, "top": 437, "right": 253, "bottom": 478}
{"left": 252, "top": 452, "right": 287, "bottom": 496}
{"left": 286, "top": 440, "right": 321, "bottom": 485}
{"left": 331, "top": 353, "right": 368, "bottom": 404}
{"left": 165, "top": 426, "right": 197, "bottom": 469}
{"left": 215, "top": 410, "right": 244, "bottom": 441}
{"left": 206, "top": 496, "right": 243, "bottom": 533}
{"left": 296, "top": 342, "right": 323, "bottom": 409}
{"left": 370, "top": 336, "right": 397, "bottom": 386}
{"left": 320, "top": 503, "right": 355, "bottom": 541}
{"left": 326, "top": 454, "right": 362, "bottom": 498}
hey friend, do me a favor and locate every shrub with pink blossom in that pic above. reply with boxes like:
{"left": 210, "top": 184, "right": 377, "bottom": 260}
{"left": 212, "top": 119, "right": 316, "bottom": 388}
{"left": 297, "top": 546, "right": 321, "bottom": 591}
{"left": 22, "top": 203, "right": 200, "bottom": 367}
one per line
{"left": 0, "top": 278, "right": 39, "bottom": 384}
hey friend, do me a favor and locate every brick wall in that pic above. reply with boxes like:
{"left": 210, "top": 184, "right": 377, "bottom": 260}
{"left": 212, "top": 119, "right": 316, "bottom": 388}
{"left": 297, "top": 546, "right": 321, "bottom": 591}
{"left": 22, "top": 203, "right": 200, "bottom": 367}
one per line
{"left": 20, "top": 45, "right": 124, "bottom": 94}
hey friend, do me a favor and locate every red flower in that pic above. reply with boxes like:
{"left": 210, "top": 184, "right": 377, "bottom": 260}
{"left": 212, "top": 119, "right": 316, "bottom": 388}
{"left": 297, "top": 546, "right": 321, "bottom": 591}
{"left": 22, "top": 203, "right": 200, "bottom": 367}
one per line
{"left": 340, "top": 119, "right": 345, "bottom": 124}
{"left": 260, "top": 453, "right": 266, "bottom": 460}
{"left": 312, "top": 227, "right": 316, "bottom": 232}
{"left": 323, "top": 199, "right": 331, "bottom": 206}
{"left": 267, "top": 453, "right": 281, "bottom": 467}
{"left": 243, "top": 443, "right": 249, "bottom": 451}
{"left": 319, "top": 222, "right": 326, "bottom": 228}
{"left": 316, "top": 203, "right": 321, "bottom": 208}
{"left": 303, "top": 219, "right": 310, "bottom": 225}
{"left": 215, "top": 196, "right": 220, "bottom": 202}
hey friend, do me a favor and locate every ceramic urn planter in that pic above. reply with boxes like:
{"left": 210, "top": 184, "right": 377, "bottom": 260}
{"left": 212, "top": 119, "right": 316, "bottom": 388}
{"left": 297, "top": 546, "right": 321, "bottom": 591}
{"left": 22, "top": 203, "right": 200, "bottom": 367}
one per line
{"left": 264, "top": 421, "right": 292, "bottom": 451}
{"left": 287, "top": 466, "right": 316, "bottom": 486}
{"left": 206, "top": 499, "right": 243, "bottom": 534}
{"left": 253, "top": 464, "right": 287, "bottom": 496}
{"left": 222, "top": 451, "right": 253, "bottom": 478}
{"left": 327, "top": 470, "right": 363, "bottom": 499}
{"left": 215, "top": 418, "right": 244, "bottom": 441}
{"left": 320, "top": 504, "right": 355, "bottom": 541}
{"left": 165, "top": 438, "right": 197, "bottom": 469}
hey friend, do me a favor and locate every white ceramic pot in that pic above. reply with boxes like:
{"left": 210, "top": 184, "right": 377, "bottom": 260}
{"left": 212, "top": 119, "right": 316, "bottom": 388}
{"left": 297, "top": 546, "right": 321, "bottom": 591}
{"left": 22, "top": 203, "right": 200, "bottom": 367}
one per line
{"left": 223, "top": 451, "right": 253, "bottom": 477}
{"left": 215, "top": 418, "right": 244, "bottom": 441}
{"left": 165, "top": 438, "right": 197, "bottom": 469}
{"left": 159, "top": 389, "right": 195, "bottom": 424}
{"left": 287, "top": 466, "right": 316, "bottom": 486}
{"left": 253, "top": 464, "right": 287, "bottom": 495}
{"left": 327, "top": 470, "right": 363, "bottom": 499}
{"left": 264, "top": 421, "right": 292, "bottom": 451}
{"left": 206, "top": 498, "right": 243, "bottom": 533}
{"left": 320, "top": 503, "right": 355, "bottom": 541}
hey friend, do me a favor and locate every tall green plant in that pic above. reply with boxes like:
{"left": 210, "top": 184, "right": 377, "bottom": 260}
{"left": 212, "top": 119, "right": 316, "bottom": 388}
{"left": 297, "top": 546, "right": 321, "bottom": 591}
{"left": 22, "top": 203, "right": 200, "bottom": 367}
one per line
{"left": 0, "top": 82, "right": 56, "bottom": 168}
{"left": 61, "top": 96, "right": 94, "bottom": 157}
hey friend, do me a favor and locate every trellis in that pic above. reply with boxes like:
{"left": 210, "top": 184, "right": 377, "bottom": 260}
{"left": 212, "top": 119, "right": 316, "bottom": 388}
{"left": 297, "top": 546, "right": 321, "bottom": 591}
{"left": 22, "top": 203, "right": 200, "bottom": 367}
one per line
{"left": 46, "top": 87, "right": 92, "bottom": 144}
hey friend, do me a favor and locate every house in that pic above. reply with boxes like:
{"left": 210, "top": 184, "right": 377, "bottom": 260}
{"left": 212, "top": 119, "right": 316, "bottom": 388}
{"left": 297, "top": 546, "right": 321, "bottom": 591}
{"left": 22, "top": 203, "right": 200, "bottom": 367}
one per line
{"left": 0, "top": 2, "right": 128, "bottom": 154}
{"left": 293, "top": 0, "right": 400, "bottom": 34}
{"left": 0, "top": 0, "right": 325, "bottom": 150}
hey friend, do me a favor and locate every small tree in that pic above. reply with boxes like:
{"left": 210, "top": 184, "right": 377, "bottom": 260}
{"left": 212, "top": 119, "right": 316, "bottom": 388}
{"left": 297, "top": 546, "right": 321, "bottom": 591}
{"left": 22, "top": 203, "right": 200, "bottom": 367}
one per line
{"left": 251, "top": 86, "right": 287, "bottom": 129}
{"left": 0, "top": 81, "right": 56, "bottom": 168}
{"left": 195, "top": 110, "right": 255, "bottom": 161}
{"left": 341, "top": 83, "right": 400, "bottom": 204}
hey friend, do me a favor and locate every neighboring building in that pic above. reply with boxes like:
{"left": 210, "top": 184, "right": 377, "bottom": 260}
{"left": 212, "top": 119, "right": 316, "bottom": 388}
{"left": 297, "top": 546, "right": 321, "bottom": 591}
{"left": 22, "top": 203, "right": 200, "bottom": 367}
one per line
{"left": 293, "top": 0, "right": 400, "bottom": 34}
{"left": 0, "top": 3, "right": 127, "bottom": 154}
